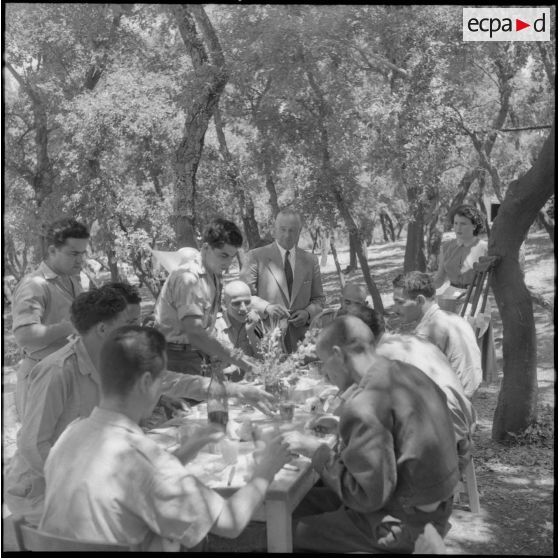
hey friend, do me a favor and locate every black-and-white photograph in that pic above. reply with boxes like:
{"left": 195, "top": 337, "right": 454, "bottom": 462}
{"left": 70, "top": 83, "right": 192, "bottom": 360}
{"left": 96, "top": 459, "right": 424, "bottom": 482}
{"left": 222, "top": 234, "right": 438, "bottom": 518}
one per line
{"left": 2, "top": 4, "right": 554, "bottom": 554}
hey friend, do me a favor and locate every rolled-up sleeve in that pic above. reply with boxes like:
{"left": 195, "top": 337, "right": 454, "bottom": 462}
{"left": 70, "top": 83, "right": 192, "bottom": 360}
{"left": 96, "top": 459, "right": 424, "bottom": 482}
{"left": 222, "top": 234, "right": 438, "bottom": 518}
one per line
{"left": 170, "top": 271, "right": 208, "bottom": 321}
{"left": 141, "top": 451, "right": 225, "bottom": 548}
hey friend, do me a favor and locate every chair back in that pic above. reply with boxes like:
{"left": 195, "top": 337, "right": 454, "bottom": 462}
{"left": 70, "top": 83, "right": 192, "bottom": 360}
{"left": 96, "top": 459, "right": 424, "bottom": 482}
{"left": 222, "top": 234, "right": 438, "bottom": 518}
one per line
{"left": 12, "top": 516, "right": 142, "bottom": 552}
{"left": 459, "top": 256, "right": 500, "bottom": 334}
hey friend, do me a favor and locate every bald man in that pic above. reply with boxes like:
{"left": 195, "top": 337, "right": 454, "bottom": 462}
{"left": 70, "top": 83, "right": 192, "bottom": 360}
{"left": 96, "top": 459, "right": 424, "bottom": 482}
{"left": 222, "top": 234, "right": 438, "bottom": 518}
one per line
{"left": 214, "top": 280, "right": 265, "bottom": 381}
{"left": 280, "top": 315, "right": 459, "bottom": 553}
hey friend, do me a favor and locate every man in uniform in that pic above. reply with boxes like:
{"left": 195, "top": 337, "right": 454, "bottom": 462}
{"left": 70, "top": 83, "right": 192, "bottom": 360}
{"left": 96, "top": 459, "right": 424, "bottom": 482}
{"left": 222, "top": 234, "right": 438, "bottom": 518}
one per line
{"left": 38, "top": 325, "right": 290, "bottom": 551}
{"left": 154, "top": 218, "right": 258, "bottom": 376}
{"left": 11, "top": 218, "right": 90, "bottom": 417}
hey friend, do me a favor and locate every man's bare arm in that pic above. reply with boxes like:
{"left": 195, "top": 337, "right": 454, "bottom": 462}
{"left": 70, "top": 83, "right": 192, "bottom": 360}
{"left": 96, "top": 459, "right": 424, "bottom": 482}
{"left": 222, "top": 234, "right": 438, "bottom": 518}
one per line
{"left": 14, "top": 321, "right": 76, "bottom": 353}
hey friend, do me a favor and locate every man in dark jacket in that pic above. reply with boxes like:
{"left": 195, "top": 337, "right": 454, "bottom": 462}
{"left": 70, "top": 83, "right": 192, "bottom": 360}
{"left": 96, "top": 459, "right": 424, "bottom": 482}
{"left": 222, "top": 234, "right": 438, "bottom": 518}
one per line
{"left": 281, "top": 315, "right": 459, "bottom": 553}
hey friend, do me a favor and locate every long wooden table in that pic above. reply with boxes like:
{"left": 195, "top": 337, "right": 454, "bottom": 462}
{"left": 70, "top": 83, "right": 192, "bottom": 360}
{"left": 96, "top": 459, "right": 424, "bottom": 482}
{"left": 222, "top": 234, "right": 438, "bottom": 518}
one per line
{"left": 148, "top": 397, "right": 334, "bottom": 553}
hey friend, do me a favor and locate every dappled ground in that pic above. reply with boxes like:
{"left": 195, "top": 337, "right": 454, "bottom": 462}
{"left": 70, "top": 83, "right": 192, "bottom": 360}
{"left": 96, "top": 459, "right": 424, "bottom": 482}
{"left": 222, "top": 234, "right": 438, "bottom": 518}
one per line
{"left": 1, "top": 230, "right": 554, "bottom": 554}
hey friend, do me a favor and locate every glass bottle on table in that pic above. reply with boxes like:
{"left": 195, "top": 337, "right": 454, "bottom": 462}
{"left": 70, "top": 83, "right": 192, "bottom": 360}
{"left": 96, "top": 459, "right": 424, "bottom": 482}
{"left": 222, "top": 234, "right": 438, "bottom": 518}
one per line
{"left": 205, "top": 357, "right": 229, "bottom": 432}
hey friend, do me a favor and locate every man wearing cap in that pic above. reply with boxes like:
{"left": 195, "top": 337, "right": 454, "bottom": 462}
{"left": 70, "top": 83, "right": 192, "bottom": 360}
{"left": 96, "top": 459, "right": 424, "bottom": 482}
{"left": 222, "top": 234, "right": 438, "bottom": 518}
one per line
{"left": 239, "top": 208, "right": 324, "bottom": 353}
{"left": 11, "top": 218, "right": 90, "bottom": 417}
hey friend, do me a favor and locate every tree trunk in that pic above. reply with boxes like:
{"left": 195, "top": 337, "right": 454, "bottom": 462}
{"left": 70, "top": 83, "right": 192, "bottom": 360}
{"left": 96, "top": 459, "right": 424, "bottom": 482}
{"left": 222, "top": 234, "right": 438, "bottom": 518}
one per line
{"left": 171, "top": 5, "right": 228, "bottom": 248}
{"left": 241, "top": 196, "right": 262, "bottom": 249}
{"left": 348, "top": 232, "right": 359, "bottom": 269}
{"left": 403, "top": 215, "right": 427, "bottom": 272}
{"left": 213, "top": 105, "right": 262, "bottom": 249}
{"left": 490, "top": 124, "right": 554, "bottom": 441}
{"left": 403, "top": 187, "right": 427, "bottom": 272}
{"left": 304, "top": 58, "right": 384, "bottom": 313}
{"left": 263, "top": 155, "right": 280, "bottom": 218}
{"left": 380, "top": 213, "right": 389, "bottom": 242}
{"left": 537, "top": 207, "right": 554, "bottom": 245}
{"left": 329, "top": 236, "right": 346, "bottom": 292}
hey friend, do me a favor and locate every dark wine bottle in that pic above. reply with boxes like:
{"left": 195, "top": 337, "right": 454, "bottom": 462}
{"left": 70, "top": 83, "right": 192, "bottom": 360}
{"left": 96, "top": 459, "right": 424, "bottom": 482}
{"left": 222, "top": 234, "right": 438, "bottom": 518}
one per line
{"left": 206, "top": 358, "right": 229, "bottom": 431}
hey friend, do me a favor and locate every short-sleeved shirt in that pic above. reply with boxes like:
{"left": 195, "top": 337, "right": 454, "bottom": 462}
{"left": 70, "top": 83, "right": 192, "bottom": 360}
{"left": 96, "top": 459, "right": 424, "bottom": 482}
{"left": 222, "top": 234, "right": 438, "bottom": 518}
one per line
{"left": 214, "top": 310, "right": 262, "bottom": 358}
{"left": 154, "top": 253, "right": 222, "bottom": 345}
{"left": 11, "top": 261, "right": 82, "bottom": 360}
{"left": 434, "top": 238, "right": 488, "bottom": 288}
{"left": 4, "top": 337, "right": 218, "bottom": 524}
{"left": 4, "top": 338, "right": 99, "bottom": 523}
{"left": 40, "top": 407, "right": 225, "bottom": 551}
{"left": 415, "top": 303, "right": 482, "bottom": 398}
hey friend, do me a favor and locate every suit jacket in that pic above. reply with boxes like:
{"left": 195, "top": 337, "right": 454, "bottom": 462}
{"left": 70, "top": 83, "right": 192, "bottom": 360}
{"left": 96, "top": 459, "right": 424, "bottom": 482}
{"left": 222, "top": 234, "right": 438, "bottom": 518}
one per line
{"left": 239, "top": 243, "right": 324, "bottom": 350}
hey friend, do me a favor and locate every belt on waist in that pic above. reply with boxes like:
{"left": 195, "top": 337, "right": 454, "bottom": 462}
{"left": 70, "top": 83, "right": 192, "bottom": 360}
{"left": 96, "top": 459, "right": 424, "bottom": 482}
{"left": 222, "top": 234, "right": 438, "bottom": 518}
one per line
{"left": 450, "top": 282, "right": 468, "bottom": 289}
{"left": 166, "top": 342, "right": 194, "bottom": 351}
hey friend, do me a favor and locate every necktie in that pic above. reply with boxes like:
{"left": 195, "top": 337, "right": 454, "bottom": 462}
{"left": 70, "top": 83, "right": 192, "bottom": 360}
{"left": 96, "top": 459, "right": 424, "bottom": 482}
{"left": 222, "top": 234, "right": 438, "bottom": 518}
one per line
{"left": 284, "top": 250, "right": 293, "bottom": 298}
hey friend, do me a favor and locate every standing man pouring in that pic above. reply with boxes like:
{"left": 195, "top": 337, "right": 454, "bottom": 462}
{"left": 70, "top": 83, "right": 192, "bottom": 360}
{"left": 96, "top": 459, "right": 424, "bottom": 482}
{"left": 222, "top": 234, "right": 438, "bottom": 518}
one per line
{"left": 154, "top": 218, "right": 257, "bottom": 376}
{"left": 240, "top": 208, "right": 324, "bottom": 353}
{"left": 11, "top": 218, "right": 90, "bottom": 417}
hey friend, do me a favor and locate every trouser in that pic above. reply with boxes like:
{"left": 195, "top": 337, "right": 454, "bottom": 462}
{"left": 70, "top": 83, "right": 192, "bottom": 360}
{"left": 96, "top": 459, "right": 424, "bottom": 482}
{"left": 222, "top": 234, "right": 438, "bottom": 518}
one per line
{"left": 166, "top": 347, "right": 207, "bottom": 376}
{"left": 292, "top": 486, "right": 453, "bottom": 554}
{"left": 15, "top": 357, "right": 38, "bottom": 420}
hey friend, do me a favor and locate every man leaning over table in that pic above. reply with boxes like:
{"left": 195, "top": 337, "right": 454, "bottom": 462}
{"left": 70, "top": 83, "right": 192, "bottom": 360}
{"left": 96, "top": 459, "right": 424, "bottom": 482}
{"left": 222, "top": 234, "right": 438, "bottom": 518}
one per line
{"left": 5, "top": 284, "right": 142, "bottom": 525}
{"left": 239, "top": 208, "right": 324, "bottom": 353}
{"left": 11, "top": 217, "right": 90, "bottom": 418}
{"left": 341, "top": 304, "right": 476, "bottom": 476}
{"left": 154, "top": 218, "right": 262, "bottom": 376}
{"left": 39, "top": 326, "right": 290, "bottom": 551}
{"left": 4, "top": 282, "right": 274, "bottom": 526}
{"left": 280, "top": 315, "right": 459, "bottom": 554}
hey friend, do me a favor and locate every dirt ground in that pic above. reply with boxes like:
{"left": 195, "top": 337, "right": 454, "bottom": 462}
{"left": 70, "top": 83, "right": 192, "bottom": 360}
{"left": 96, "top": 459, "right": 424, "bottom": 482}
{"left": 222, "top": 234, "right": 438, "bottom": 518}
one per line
{"left": 1, "top": 229, "right": 554, "bottom": 554}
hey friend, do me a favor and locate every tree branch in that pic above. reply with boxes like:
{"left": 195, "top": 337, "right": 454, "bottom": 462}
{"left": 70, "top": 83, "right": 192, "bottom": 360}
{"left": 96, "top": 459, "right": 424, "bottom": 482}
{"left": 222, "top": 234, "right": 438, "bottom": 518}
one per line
{"left": 500, "top": 125, "right": 553, "bottom": 133}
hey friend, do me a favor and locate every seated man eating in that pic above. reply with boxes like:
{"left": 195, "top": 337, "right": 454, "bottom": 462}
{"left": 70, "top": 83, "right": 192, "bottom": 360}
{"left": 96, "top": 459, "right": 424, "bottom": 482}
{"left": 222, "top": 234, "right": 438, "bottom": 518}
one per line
{"left": 281, "top": 315, "right": 459, "bottom": 553}
{"left": 39, "top": 326, "right": 290, "bottom": 550}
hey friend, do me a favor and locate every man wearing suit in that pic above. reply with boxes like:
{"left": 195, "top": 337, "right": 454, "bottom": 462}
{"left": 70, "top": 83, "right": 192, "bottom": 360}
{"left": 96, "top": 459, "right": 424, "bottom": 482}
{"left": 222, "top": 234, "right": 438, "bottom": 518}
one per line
{"left": 240, "top": 208, "right": 325, "bottom": 353}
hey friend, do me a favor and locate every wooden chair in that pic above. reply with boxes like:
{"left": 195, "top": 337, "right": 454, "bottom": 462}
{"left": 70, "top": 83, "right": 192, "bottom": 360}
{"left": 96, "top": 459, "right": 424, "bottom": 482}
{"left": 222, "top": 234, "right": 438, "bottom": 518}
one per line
{"left": 12, "top": 516, "right": 142, "bottom": 552}
{"left": 453, "top": 456, "right": 481, "bottom": 514}
{"left": 459, "top": 255, "right": 500, "bottom": 337}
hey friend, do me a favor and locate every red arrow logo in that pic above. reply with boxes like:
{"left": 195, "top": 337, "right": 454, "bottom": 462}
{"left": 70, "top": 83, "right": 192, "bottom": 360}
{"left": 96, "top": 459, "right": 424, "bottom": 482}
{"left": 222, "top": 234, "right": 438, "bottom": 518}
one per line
{"left": 516, "top": 18, "right": 530, "bottom": 31}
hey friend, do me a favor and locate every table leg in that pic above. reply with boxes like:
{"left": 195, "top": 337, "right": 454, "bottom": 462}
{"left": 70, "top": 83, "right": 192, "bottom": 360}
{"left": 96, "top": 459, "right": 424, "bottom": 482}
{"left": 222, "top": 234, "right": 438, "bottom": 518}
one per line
{"left": 265, "top": 500, "right": 292, "bottom": 553}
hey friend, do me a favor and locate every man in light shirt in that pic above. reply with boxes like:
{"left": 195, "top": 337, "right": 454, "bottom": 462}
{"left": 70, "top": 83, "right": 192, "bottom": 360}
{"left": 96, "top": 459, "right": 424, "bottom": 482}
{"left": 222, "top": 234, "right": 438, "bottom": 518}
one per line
{"left": 39, "top": 326, "right": 290, "bottom": 550}
{"left": 154, "top": 218, "right": 260, "bottom": 376}
{"left": 392, "top": 271, "right": 482, "bottom": 398}
{"left": 11, "top": 218, "right": 89, "bottom": 416}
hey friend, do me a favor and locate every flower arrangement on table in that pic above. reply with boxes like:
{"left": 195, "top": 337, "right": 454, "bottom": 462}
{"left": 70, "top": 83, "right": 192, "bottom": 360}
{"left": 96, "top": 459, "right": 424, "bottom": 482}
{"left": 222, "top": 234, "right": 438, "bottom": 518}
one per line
{"left": 248, "top": 326, "right": 323, "bottom": 400}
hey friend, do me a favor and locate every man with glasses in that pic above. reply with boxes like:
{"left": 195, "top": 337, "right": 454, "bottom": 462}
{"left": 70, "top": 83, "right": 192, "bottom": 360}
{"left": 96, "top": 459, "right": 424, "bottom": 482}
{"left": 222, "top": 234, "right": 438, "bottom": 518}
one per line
{"left": 11, "top": 218, "right": 90, "bottom": 417}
